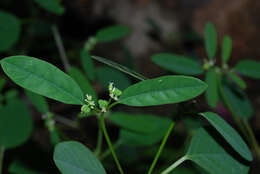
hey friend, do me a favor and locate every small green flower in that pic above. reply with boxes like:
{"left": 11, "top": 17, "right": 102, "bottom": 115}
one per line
{"left": 108, "top": 82, "right": 122, "bottom": 101}
{"left": 81, "top": 104, "right": 91, "bottom": 114}
{"left": 98, "top": 99, "right": 109, "bottom": 113}
{"left": 85, "top": 94, "right": 95, "bottom": 109}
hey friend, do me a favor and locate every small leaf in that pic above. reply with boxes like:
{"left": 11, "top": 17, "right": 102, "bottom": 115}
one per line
{"left": 119, "top": 75, "right": 207, "bottom": 106}
{"left": 25, "top": 90, "right": 49, "bottom": 114}
{"left": 151, "top": 53, "right": 203, "bottom": 75}
{"left": 0, "top": 99, "right": 33, "bottom": 149}
{"left": 221, "top": 36, "right": 232, "bottom": 64}
{"left": 54, "top": 141, "right": 107, "bottom": 174}
{"left": 0, "top": 11, "right": 21, "bottom": 52}
{"left": 34, "top": 0, "right": 65, "bottom": 15}
{"left": 96, "top": 66, "right": 131, "bottom": 90}
{"left": 200, "top": 112, "right": 252, "bottom": 161}
{"left": 96, "top": 25, "right": 130, "bottom": 43}
{"left": 69, "top": 66, "right": 97, "bottom": 101}
{"left": 228, "top": 71, "right": 246, "bottom": 89}
{"left": 80, "top": 50, "right": 95, "bottom": 81}
{"left": 204, "top": 22, "right": 217, "bottom": 59}
{"left": 186, "top": 128, "right": 249, "bottom": 174}
{"left": 109, "top": 112, "right": 172, "bottom": 134}
{"left": 1, "top": 56, "right": 84, "bottom": 105}
{"left": 205, "top": 69, "right": 219, "bottom": 107}
{"left": 234, "top": 59, "right": 260, "bottom": 79}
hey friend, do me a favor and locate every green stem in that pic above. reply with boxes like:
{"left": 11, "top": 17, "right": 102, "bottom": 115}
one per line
{"left": 147, "top": 122, "right": 175, "bottom": 174}
{"left": 160, "top": 156, "right": 187, "bottom": 174}
{"left": 100, "top": 140, "right": 122, "bottom": 160}
{"left": 94, "top": 119, "right": 103, "bottom": 156}
{"left": 0, "top": 146, "right": 5, "bottom": 174}
{"left": 243, "top": 121, "right": 260, "bottom": 159}
{"left": 100, "top": 114, "right": 124, "bottom": 174}
{"left": 52, "top": 25, "right": 70, "bottom": 72}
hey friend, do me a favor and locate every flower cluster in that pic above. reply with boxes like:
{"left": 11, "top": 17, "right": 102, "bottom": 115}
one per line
{"left": 108, "top": 82, "right": 122, "bottom": 101}
{"left": 81, "top": 94, "right": 95, "bottom": 115}
{"left": 98, "top": 99, "right": 109, "bottom": 113}
{"left": 42, "top": 112, "right": 55, "bottom": 132}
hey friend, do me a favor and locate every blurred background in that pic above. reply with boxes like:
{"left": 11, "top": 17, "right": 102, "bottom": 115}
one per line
{"left": 1, "top": 0, "right": 260, "bottom": 173}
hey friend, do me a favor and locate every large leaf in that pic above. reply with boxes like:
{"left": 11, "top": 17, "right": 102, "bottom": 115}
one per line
{"left": 234, "top": 59, "right": 260, "bottom": 79}
{"left": 96, "top": 66, "right": 131, "bottom": 90}
{"left": 1, "top": 56, "right": 84, "bottom": 105}
{"left": 96, "top": 25, "right": 130, "bottom": 43}
{"left": 186, "top": 128, "right": 249, "bottom": 174}
{"left": 119, "top": 75, "right": 207, "bottom": 106}
{"left": 151, "top": 53, "right": 203, "bottom": 75}
{"left": 25, "top": 90, "right": 49, "bottom": 114}
{"left": 69, "top": 66, "right": 97, "bottom": 101}
{"left": 109, "top": 112, "right": 172, "bottom": 134}
{"left": 80, "top": 50, "right": 95, "bottom": 81}
{"left": 0, "top": 11, "right": 21, "bottom": 52}
{"left": 54, "top": 141, "right": 106, "bottom": 174}
{"left": 204, "top": 22, "right": 217, "bottom": 59}
{"left": 205, "top": 69, "right": 219, "bottom": 107}
{"left": 200, "top": 112, "right": 252, "bottom": 161}
{"left": 0, "top": 99, "right": 33, "bottom": 149}
{"left": 221, "top": 36, "right": 232, "bottom": 64}
{"left": 34, "top": 0, "right": 65, "bottom": 15}
{"left": 219, "top": 79, "right": 253, "bottom": 121}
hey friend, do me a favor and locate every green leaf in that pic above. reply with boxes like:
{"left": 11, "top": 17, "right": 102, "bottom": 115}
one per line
{"left": 69, "top": 66, "right": 97, "bottom": 101}
{"left": 204, "top": 22, "right": 217, "bottom": 59}
{"left": 0, "top": 99, "right": 33, "bottom": 148}
{"left": 234, "top": 59, "right": 260, "bottom": 79}
{"left": 96, "top": 66, "right": 131, "bottom": 90}
{"left": 219, "top": 79, "right": 253, "bottom": 121}
{"left": 34, "top": 0, "right": 65, "bottom": 15}
{"left": 54, "top": 141, "right": 107, "bottom": 174}
{"left": 4, "top": 89, "right": 19, "bottom": 103}
{"left": 228, "top": 71, "right": 246, "bottom": 89}
{"left": 25, "top": 90, "right": 49, "bottom": 114}
{"left": 200, "top": 112, "right": 252, "bottom": 161}
{"left": 8, "top": 160, "right": 42, "bottom": 174}
{"left": 221, "top": 36, "right": 232, "bottom": 64}
{"left": 80, "top": 50, "right": 95, "bottom": 81}
{"left": 151, "top": 53, "right": 203, "bottom": 75}
{"left": 1, "top": 56, "right": 84, "bottom": 105}
{"left": 96, "top": 25, "right": 130, "bottom": 43}
{"left": 109, "top": 112, "right": 172, "bottom": 134}
{"left": 186, "top": 128, "right": 249, "bottom": 174}
{"left": 0, "top": 11, "right": 21, "bottom": 52}
{"left": 205, "top": 69, "right": 219, "bottom": 107}
{"left": 0, "top": 77, "right": 6, "bottom": 92}
{"left": 119, "top": 75, "right": 207, "bottom": 106}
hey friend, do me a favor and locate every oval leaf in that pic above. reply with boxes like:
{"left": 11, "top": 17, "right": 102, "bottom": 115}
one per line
{"left": 234, "top": 59, "right": 260, "bottom": 79}
{"left": 1, "top": 56, "right": 84, "bottom": 105}
{"left": 0, "top": 99, "right": 33, "bottom": 149}
{"left": 54, "top": 141, "right": 106, "bottom": 174}
{"left": 205, "top": 69, "right": 219, "bottom": 107}
{"left": 151, "top": 53, "right": 203, "bottom": 75}
{"left": 96, "top": 25, "right": 130, "bottom": 43}
{"left": 0, "top": 11, "right": 21, "bottom": 52}
{"left": 204, "top": 22, "right": 217, "bottom": 59}
{"left": 201, "top": 112, "right": 252, "bottom": 161}
{"left": 80, "top": 50, "right": 95, "bottom": 81}
{"left": 186, "top": 128, "right": 249, "bottom": 174}
{"left": 119, "top": 75, "right": 207, "bottom": 106}
{"left": 228, "top": 71, "right": 246, "bottom": 89}
{"left": 25, "top": 90, "right": 49, "bottom": 114}
{"left": 221, "top": 36, "right": 232, "bottom": 64}
{"left": 34, "top": 0, "right": 65, "bottom": 15}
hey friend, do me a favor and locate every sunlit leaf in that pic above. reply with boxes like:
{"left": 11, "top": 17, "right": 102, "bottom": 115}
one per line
{"left": 1, "top": 56, "right": 84, "bottom": 105}
{"left": 119, "top": 75, "right": 207, "bottom": 106}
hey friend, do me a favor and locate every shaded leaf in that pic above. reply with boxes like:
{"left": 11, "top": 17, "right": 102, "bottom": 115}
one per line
{"left": 1, "top": 56, "right": 84, "bottom": 105}
{"left": 8, "top": 160, "right": 42, "bottom": 174}
{"left": 234, "top": 59, "right": 260, "bottom": 79}
{"left": 54, "top": 141, "right": 106, "bottom": 174}
{"left": 221, "top": 36, "right": 232, "bottom": 64}
{"left": 34, "top": 0, "right": 65, "bottom": 15}
{"left": 0, "top": 77, "right": 5, "bottom": 92}
{"left": 151, "top": 53, "right": 203, "bottom": 75}
{"left": 25, "top": 90, "right": 49, "bottom": 114}
{"left": 119, "top": 75, "right": 207, "bottom": 106}
{"left": 96, "top": 25, "right": 130, "bottom": 43}
{"left": 228, "top": 71, "right": 246, "bottom": 89}
{"left": 204, "top": 22, "right": 217, "bottom": 59}
{"left": 0, "top": 99, "right": 33, "bottom": 148}
{"left": 205, "top": 69, "right": 219, "bottom": 107}
{"left": 80, "top": 50, "right": 95, "bottom": 81}
{"left": 0, "top": 11, "right": 21, "bottom": 52}
{"left": 201, "top": 112, "right": 252, "bottom": 161}
{"left": 186, "top": 128, "right": 249, "bottom": 174}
